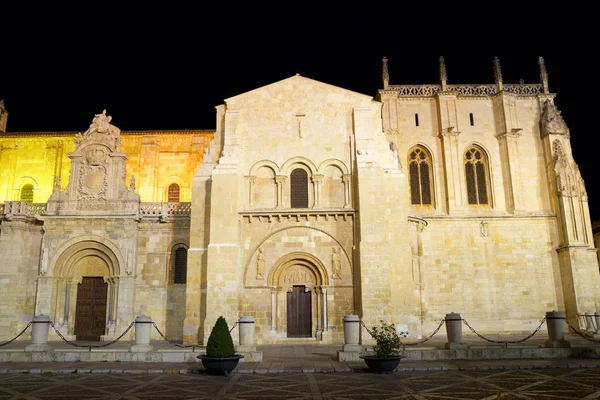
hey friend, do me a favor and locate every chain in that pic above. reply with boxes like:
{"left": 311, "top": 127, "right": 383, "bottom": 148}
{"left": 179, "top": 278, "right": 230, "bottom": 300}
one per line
{"left": 461, "top": 317, "right": 546, "bottom": 345}
{"left": 564, "top": 319, "right": 600, "bottom": 343}
{"left": 0, "top": 322, "right": 32, "bottom": 347}
{"left": 229, "top": 322, "right": 238, "bottom": 333}
{"left": 49, "top": 320, "right": 135, "bottom": 349}
{"left": 151, "top": 322, "right": 202, "bottom": 350}
{"left": 360, "top": 321, "right": 373, "bottom": 336}
{"left": 402, "top": 319, "right": 445, "bottom": 347}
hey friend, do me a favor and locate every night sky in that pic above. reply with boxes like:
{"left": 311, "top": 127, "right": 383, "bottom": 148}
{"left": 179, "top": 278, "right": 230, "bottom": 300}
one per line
{"left": 2, "top": 4, "right": 594, "bottom": 221}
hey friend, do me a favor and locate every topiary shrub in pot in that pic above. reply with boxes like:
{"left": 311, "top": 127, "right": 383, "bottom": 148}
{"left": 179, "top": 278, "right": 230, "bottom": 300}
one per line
{"left": 359, "top": 320, "right": 407, "bottom": 373}
{"left": 198, "top": 316, "right": 244, "bottom": 375}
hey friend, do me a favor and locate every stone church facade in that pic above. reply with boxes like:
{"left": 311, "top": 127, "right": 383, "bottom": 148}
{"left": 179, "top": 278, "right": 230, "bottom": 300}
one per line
{"left": 0, "top": 57, "right": 598, "bottom": 345}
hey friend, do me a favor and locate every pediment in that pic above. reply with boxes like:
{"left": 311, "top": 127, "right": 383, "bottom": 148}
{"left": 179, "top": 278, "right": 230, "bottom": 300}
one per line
{"left": 224, "top": 75, "right": 375, "bottom": 107}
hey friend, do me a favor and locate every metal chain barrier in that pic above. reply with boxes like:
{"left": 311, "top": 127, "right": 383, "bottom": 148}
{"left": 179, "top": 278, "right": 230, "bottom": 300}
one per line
{"left": 229, "top": 322, "right": 238, "bottom": 333}
{"left": 564, "top": 319, "right": 600, "bottom": 343}
{"left": 49, "top": 320, "right": 135, "bottom": 350}
{"left": 361, "top": 320, "right": 445, "bottom": 348}
{"left": 461, "top": 317, "right": 547, "bottom": 346}
{"left": 402, "top": 319, "right": 446, "bottom": 347}
{"left": 151, "top": 322, "right": 202, "bottom": 350}
{"left": 0, "top": 322, "right": 32, "bottom": 347}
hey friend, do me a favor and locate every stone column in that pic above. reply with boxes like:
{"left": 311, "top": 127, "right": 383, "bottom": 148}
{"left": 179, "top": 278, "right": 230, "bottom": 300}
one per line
{"left": 275, "top": 175, "right": 286, "bottom": 209}
{"left": 312, "top": 175, "right": 323, "bottom": 208}
{"left": 544, "top": 310, "right": 571, "bottom": 348}
{"left": 439, "top": 129, "right": 463, "bottom": 213}
{"left": 322, "top": 288, "right": 328, "bottom": 332}
{"left": 130, "top": 315, "right": 154, "bottom": 353}
{"left": 25, "top": 315, "right": 52, "bottom": 352}
{"left": 342, "top": 175, "right": 351, "bottom": 208}
{"left": 444, "top": 312, "right": 468, "bottom": 349}
{"left": 248, "top": 176, "right": 256, "bottom": 209}
{"left": 270, "top": 289, "right": 277, "bottom": 332}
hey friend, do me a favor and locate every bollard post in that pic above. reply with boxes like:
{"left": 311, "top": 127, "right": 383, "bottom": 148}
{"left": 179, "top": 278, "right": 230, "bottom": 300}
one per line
{"left": 544, "top": 310, "right": 570, "bottom": 348}
{"left": 595, "top": 312, "right": 600, "bottom": 335}
{"left": 239, "top": 316, "right": 255, "bottom": 345}
{"left": 444, "top": 312, "right": 468, "bottom": 350}
{"left": 130, "top": 315, "right": 154, "bottom": 353}
{"left": 25, "top": 314, "right": 53, "bottom": 352}
{"left": 341, "top": 314, "right": 363, "bottom": 353}
{"left": 236, "top": 316, "right": 262, "bottom": 362}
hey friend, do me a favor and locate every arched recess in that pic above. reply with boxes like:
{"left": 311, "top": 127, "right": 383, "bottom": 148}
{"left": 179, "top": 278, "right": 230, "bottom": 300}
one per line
{"left": 48, "top": 236, "right": 124, "bottom": 340}
{"left": 160, "top": 176, "right": 186, "bottom": 202}
{"left": 462, "top": 142, "right": 493, "bottom": 207}
{"left": 281, "top": 157, "right": 317, "bottom": 176}
{"left": 51, "top": 236, "right": 123, "bottom": 277}
{"left": 317, "top": 159, "right": 349, "bottom": 175}
{"left": 252, "top": 165, "right": 277, "bottom": 209}
{"left": 249, "top": 160, "right": 281, "bottom": 176}
{"left": 268, "top": 252, "right": 330, "bottom": 289}
{"left": 14, "top": 176, "right": 38, "bottom": 201}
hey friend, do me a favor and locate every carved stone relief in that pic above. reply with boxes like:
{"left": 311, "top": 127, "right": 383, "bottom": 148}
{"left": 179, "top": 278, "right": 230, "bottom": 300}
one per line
{"left": 284, "top": 266, "right": 315, "bottom": 284}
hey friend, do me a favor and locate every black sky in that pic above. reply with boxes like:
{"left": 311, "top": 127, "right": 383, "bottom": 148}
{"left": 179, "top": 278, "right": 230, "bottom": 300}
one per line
{"left": 2, "top": 3, "right": 594, "bottom": 220}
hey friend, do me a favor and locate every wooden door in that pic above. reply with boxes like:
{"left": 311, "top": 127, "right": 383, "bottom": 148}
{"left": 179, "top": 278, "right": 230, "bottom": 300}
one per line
{"left": 74, "top": 277, "right": 108, "bottom": 340}
{"left": 286, "top": 285, "right": 311, "bottom": 337}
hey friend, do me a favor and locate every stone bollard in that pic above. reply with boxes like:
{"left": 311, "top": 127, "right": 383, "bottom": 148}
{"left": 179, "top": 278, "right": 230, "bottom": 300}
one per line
{"left": 236, "top": 316, "right": 262, "bottom": 362}
{"left": 25, "top": 314, "right": 53, "bottom": 352}
{"left": 595, "top": 312, "right": 600, "bottom": 335}
{"left": 544, "top": 310, "right": 570, "bottom": 348}
{"left": 342, "top": 314, "right": 363, "bottom": 353}
{"left": 130, "top": 315, "right": 154, "bottom": 353}
{"left": 444, "top": 312, "right": 468, "bottom": 350}
{"left": 239, "top": 316, "right": 255, "bottom": 345}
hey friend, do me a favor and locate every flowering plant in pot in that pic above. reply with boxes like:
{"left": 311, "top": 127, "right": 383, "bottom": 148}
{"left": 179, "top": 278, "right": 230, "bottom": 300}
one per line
{"left": 360, "top": 321, "right": 407, "bottom": 373}
{"left": 198, "top": 316, "right": 244, "bottom": 375}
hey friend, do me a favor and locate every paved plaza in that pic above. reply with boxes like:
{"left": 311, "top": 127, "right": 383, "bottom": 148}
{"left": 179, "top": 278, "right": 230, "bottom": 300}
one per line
{"left": 2, "top": 368, "right": 600, "bottom": 399}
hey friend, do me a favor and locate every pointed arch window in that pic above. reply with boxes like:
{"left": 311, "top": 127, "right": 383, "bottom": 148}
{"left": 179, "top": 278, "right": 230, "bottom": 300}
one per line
{"left": 464, "top": 146, "right": 490, "bottom": 205}
{"left": 168, "top": 183, "right": 180, "bottom": 202}
{"left": 290, "top": 169, "right": 308, "bottom": 208}
{"left": 408, "top": 147, "right": 432, "bottom": 205}
{"left": 20, "top": 184, "right": 34, "bottom": 203}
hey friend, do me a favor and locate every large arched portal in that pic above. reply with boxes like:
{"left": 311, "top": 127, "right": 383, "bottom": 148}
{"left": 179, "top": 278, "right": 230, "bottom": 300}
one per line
{"left": 268, "top": 252, "right": 329, "bottom": 338}
{"left": 51, "top": 240, "right": 121, "bottom": 341}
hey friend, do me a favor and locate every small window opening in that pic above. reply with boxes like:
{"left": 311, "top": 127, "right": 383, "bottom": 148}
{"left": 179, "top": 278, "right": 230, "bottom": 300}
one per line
{"left": 20, "top": 184, "right": 34, "bottom": 203}
{"left": 173, "top": 247, "right": 187, "bottom": 284}
{"left": 415, "top": 113, "right": 419, "bottom": 127}
{"left": 469, "top": 113, "right": 474, "bottom": 126}
{"left": 168, "top": 183, "right": 180, "bottom": 202}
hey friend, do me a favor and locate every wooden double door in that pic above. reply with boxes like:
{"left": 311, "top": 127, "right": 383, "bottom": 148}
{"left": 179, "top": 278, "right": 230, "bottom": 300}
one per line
{"left": 286, "top": 285, "right": 312, "bottom": 337}
{"left": 74, "top": 277, "right": 108, "bottom": 341}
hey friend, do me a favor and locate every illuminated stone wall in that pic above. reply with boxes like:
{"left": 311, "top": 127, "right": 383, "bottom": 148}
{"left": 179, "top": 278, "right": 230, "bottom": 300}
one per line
{"left": 0, "top": 131, "right": 213, "bottom": 204}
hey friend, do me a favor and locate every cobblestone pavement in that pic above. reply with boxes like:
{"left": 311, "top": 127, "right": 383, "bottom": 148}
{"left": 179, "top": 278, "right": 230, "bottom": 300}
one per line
{"left": 1, "top": 367, "right": 600, "bottom": 399}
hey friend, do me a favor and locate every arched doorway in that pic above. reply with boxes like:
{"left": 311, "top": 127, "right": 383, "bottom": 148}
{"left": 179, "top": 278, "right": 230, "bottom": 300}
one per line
{"left": 51, "top": 240, "right": 121, "bottom": 341}
{"left": 268, "top": 253, "right": 329, "bottom": 338}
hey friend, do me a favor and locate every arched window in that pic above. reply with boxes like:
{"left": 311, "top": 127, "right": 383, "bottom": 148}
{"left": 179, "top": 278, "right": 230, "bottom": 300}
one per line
{"left": 408, "top": 147, "right": 432, "bottom": 205}
{"left": 464, "top": 146, "right": 490, "bottom": 205}
{"left": 168, "top": 183, "right": 180, "bottom": 202}
{"left": 173, "top": 247, "right": 187, "bottom": 284}
{"left": 20, "top": 184, "right": 34, "bottom": 203}
{"left": 290, "top": 169, "right": 308, "bottom": 208}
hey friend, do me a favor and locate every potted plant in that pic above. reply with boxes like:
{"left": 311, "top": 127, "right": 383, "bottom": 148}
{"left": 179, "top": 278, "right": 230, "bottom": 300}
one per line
{"left": 197, "top": 316, "right": 244, "bottom": 375}
{"left": 359, "top": 320, "right": 407, "bottom": 373}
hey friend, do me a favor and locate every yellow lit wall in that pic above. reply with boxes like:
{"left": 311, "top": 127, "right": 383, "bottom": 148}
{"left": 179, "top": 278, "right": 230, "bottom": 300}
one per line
{"left": 0, "top": 130, "right": 214, "bottom": 204}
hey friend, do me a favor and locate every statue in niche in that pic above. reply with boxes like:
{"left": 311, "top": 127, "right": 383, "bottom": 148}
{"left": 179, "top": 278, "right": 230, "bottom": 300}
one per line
{"left": 256, "top": 248, "right": 265, "bottom": 279}
{"left": 129, "top": 175, "right": 136, "bottom": 191}
{"left": 332, "top": 248, "right": 341, "bottom": 279}
{"left": 40, "top": 248, "right": 49, "bottom": 276}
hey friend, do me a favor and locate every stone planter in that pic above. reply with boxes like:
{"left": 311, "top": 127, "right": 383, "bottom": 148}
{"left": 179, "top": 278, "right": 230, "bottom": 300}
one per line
{"left": 198, "top": 354, "right": 244, "bottom": 375}
{"left": 359, "top": 355, "right": 403, "bottom": 373}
